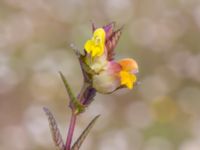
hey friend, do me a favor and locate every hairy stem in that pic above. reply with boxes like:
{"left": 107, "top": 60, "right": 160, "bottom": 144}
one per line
{"left": 66, "top": 112, "right": 77, "bottom": 150}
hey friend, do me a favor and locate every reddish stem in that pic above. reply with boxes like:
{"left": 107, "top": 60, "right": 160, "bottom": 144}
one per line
{"left": 65, "top": 112, "right": 77, "bottom": 150}
{"left": 65, "top": 83, "right": 89, "bottom": 150}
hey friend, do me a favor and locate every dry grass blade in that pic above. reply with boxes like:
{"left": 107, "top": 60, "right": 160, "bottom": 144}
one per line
{"left": 71, "top": 115, "right": 100, "bottom": 150}
{"left": 43, "top": 107, "right": 65, "bottom": 150}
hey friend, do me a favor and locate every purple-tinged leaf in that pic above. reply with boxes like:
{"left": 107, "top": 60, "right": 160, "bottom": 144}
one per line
{"left": 43, "top": 107, "right": 65, "bottom": 150}
{"left": 71, "top": 115, "right": 100, "bottom": 150}
{"left": 103, "top": 22, "right": 115, "bottom": 41}
{"left": 106, "top": 27, "right": 123, "bottom": 61}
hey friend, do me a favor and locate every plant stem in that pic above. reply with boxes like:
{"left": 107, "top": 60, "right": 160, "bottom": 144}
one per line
{"left": 66, "top": 112, "right": 77, "bottom": 150}
{"left": 66, "top": 82, "right": 92, "bottom": 150}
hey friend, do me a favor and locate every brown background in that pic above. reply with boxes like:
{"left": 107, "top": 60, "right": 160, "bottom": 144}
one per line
{"left": 0, "top": 0, "right": 200, "bottom": 150}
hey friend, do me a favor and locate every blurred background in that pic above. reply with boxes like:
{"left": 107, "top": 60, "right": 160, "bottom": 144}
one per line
{"left": 0, "top": 0, "right": 200, "bottom": 150}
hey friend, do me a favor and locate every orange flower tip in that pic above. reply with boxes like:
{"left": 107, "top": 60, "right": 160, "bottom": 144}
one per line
{"left": 118, "top": 58, "right": 138, "bottom": 73}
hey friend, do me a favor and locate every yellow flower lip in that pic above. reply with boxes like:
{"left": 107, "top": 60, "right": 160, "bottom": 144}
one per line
{"left": 84, "top": 28, "right": 106, "bottom": 58}
{"left": 118, "top": 58, "right": 138, "bottom": 89}
{"left": 119, "top": 70, "right": 137, "bottom": 89}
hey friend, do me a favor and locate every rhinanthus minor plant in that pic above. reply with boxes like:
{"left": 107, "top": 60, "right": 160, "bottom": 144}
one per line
{"left": 44, "top": 22, "right": 139, "bottom": 150}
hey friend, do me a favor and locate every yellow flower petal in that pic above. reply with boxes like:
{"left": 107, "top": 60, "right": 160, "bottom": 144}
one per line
{"left": 84, "top": 40, "right": 92, "bottom": 53}
{"left": 84, "top": 28, "right": 105, "bottom": 58}
{"left": 119, "top": 70, "right": 137, "bottom": 89}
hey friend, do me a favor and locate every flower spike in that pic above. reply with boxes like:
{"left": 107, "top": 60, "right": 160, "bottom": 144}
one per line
{"left": 82, "top": 22, "right": 138, "bottom": 93}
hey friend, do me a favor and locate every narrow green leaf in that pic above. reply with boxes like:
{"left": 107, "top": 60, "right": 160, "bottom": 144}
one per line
{"left": 71, "top": 115, "right": 100, "bottom": 150}
{"left": 59, "top": 71, "right": 85, "bottom": 114}
{"left": 59, "top": 72, "right": 77, "bottom": 103}
{"left": 43, "top": 107, "right": 65, "bottom": 150}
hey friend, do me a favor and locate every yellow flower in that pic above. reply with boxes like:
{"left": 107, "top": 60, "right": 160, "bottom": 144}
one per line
{"left": 84, "top": 28, "right": 105, "bottom": 58}
{"left": 118, "top": 58, "right": 138, "bottom": 89}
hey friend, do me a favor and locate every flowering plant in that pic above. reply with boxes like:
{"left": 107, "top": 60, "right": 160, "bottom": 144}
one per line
{"left": 44, "top": 22, "right": 138, "bottom": 150}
